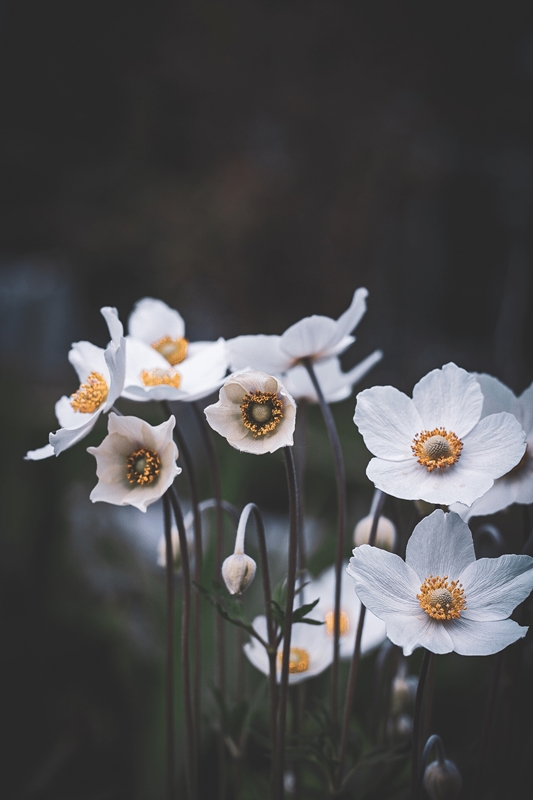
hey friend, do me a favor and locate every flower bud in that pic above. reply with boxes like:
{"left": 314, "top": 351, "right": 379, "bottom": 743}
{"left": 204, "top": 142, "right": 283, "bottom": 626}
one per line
{"left": 353, "top": 513, "right": 396, "bottom": 550}
{"left": 423, "top": 759, "right": 462, "bottom": 800}
{"left": 391, "top": 674, "right": 418, "bottom": 715}
{"left": 222, "top": 553, "right": 257, "bottom": 595}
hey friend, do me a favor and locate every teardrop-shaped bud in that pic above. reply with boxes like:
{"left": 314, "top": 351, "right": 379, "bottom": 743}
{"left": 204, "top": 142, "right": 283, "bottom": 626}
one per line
{"left": 423, "top": 758, "right": 462, "bottom": 800}
{"left": 221, "top": 553, "right": 257, "bottom": 595}
{"left": 353, "top": 513, "right": 396, "bottom": 550}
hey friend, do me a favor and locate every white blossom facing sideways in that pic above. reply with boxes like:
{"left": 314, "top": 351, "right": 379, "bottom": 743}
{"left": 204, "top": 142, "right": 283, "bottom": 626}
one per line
{"left": 451, "top": 375, "right": 533, "bottom": 520}
{"left": 87, "top": 413, "right": 181, "bottom": 512}
{"left": 243, "top": 616, "right": 334, "bottom": 685}
{"left": 123, "top": 297, "right": 228, "bottom": 402}
{"left": 281, "top": 351, "right": 383, "bottom": 404}
{"left": 354, "top": 362, "right": 527, "bottom": 506}
{"left": 204, "top": 371, "right": 296, "bottom": 454}
{"left": 347, "top": 509, "right": 533, "bottom": 656}
{"left": 303, "top": 562, "right": 387, "bottom": 658}
{"left": 25, "top": 307, "right": 126, "bottom": 460}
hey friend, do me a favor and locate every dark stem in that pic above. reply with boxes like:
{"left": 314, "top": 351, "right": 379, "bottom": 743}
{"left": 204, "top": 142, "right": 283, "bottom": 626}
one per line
{"left": 276, "top": 447, "right": 300, "bottom": 800}
{"left": 474, "top": 651, "right": 502, "bottom": 798}
{"left": 420, "top": 734, "right": 446, "bottom": 769}
{"left": 162, "top": 494, "right": 175, "bottom": 800}
{"left": 294, "top": 399, "right": 308, "bottom": 571}
{"left": 336, "top": 491, "right": 386, "bottom": 788}
{"left": 168, "top": 484, "right": 198, "bottom": 800}
{"left": 302, "top": 358, "right": 346, "bottom": 729}
{"left": 410, "top": 650, "right": 434, "bottom": 800}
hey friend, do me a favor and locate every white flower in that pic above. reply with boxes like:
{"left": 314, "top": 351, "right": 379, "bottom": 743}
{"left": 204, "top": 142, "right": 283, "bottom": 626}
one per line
{"left": 25, "top": 307, "right": 126, "bottom": 460}
{"left": 204, "top": 371, "right": 296, "bottom": 454}
{"left": 87, "top": 413, "right": 181, "bottom": 512}
{"left": 280, "top": 351, "right": 383, "bottom": 404}
{"left": 347, "top": 509, "right": 533, "bottom": 656}
{"left": 451, "top": 375, "right": 533, "bottom": 520}
{"left": 303, "top": 562, "right": 387, "bottom": 658}
{"left": 244, "top": 615, "right": 334, "bottom": 684}
{"left": 122, "top": 297, "right": 228, "bottom": 402}
{"left": 354, "top": 362, "right": 527, "bottom": 506}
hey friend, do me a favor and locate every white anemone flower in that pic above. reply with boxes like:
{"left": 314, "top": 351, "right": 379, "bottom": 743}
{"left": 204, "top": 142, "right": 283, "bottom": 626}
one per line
{"left": 354, "top": 362, "right": 526, "bottom": 507}
{"left": 87, "top": 413, "right": 181, "bottom": 512}
{"left": 25, "top": 307, "right": 126, "bottom": 460}
{"left": 347, "top": 509, "right": 533, "bottom": 656}
{"left": 280, "top": 351, "right": 383, "bottom": 404}
{"left": 303, "top": 562, "right": 387, "bottom": 658}
{"left": 204, "top": 371, "right": 296, "bottom": 454}
{"left": 244, "top": 616, "right": 334, "bottom": 684}
{"left": 451, "top": 375, "right": 533, "bottom": 520}
{"left": 123, "top": 297, "right": 228, "bottom": 402}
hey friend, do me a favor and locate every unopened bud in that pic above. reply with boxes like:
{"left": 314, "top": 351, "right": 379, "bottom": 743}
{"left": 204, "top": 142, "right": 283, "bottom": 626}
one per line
{"left": 353, "top": 514, "right": 396, "bottom": 550}
{"left": 222, "top": 553, "right": 257, "bottom": 595}
{"left": 391, "top": 675, "right": 418, "bottom": 715}
{"left": 423, "top": 759, "right": 462, "bottom": 800}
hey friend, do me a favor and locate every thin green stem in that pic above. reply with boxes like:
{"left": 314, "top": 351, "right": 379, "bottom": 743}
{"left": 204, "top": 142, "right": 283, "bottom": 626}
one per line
{"left": 162, "top": 494, "right": 175, "bottom": 800}
{"left": 410, "top": 650, "right": 434, "bottom": 800}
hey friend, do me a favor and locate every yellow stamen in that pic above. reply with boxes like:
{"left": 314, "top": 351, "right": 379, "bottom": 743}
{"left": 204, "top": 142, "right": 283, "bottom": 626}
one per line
{"left": 141, "top": 369, "right": 181, "bottom": 388}
{"left": 412, "top": 428, "right": 463, "bottom": 472}
{"left": 277, "top": 646, "right": 310, "bottom": 674}
{"left": 126, "top": 448, "right": 162, "bottom": 486}
{"left": 417, "top": 574, "right": 466, "bottom": 621}
{"left": 151, "top": 336, "right": 188, "bottom": 366}
{"left": 324, "top": 610, "right": 350, "bottom": 636}
{"left": 240, "top": 391, "right": 283, "bottom": 438}
{"left": 70, "top": 372, "right": 108, "bottom": 413}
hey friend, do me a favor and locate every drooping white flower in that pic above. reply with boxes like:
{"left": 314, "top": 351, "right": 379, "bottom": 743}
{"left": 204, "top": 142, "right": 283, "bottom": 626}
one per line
{"left": 221, "top": 503, "right": 258, "bottom": 595}
{"left": 451, "top": 375, "right": 533, "bottom": 520}
{"left": 87, "top": 413, "right": 181, "bottom": 512}
{"left": 303, "top": 562, "right": 387, "bottom": 658}
{"left": 122, "top": 297, "right": 228, "bottom": 402}
{"left": 354, "top": 362, "right": 526, "bottom": 506}
{"left": 347, "top": 509, "right": 533, "bottom": 656}
{"left": 25, "top": 307, "right": 126, "bottom": 460}
{"left": 244, "top": 615, "right": 334, "bottom": 684}
{"left": 204, "top": 371, "right": 296, "bottom": 454}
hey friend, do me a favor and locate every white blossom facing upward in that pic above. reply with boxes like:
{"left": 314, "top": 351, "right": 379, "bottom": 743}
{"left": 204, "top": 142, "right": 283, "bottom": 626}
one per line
{"left": 204, "top": 371, "right": 296, "bottom": 454}
{"left": 244, "top": 615, "right": 334, "bottom": 685}
{"left": 25, "top": 307, "right": 126, "bottom": 460}
{"left": 87, "top": 413, "right": 181, "bottom": 512}
{"left": 354, "top": 362, "right": 527, "bottom": 506}
{"left": 347, "top": 509, "right": 533, "bottom": 656}
{"left": 451, "top": 375, "right": 533, "bottom": 520}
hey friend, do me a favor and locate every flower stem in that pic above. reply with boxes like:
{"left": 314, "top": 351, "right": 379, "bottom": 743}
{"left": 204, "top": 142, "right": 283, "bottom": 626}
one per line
{"left": 474, "top": 651, "right": 502, "bottom": 798}
{"left": 410, "top": 649, "right": 434, "bottom": 800}
{"left": 169, "top": 484, "right": 198, "bottom": 800}
{"left": 336, "top": 490, "right": 386, "bottom": 788}
{"left": 302, "top": 358, "right": 346, "bottom": 729}
{"left": 162, "top": 493, "right": 175, "bottom": 800}
{"left": 294, "top": 399, "right": 308, "bottom": 571}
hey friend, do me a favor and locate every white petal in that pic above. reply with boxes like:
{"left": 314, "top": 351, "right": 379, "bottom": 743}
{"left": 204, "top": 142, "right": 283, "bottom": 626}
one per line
{"left": 412, "top": 363, "right": 483, "bottom": 437}
{"left": 406, "top": 510, "right": 476, "bottom": 581}
{"left": 51, "top": 414, "right": 100, "bottom": 455}
{"left": 25, "top": 443, "right": 55, "bottom": 460}
{"left": 366, "top": 457, "right": 427, "bottom": 500}
{"left": 128, "top": 297, "right": 185, "bottom": 342}
{"left": 281, "top": 316, "right": 339, "bottom": 360}
{"left": 416, "top": 463, "right": 496, "bottom": 507}
{"left": 518, "top": 383, "right": 533, "bottom": 434}
{"left": 68, "top": 341, "right": 108, "bottom": 383}
{"left": 460, "top": 412, "right": 526, "bottom": 478}
{"left": 354, "top": 386, "right": 423, "bottom": 460}
{"left": 460, "top": 554, "right": 533, "bottom": 620}
{"left": 204, "top": 404, "right": 249, "bottom": 441}
{"left": 347, "top": 545, "right": 422, "bottom": 619}
{"left": 445, "top": 617, "right": 527, "bottom": 656}
{"left": 476, "top": 373, "right": 517, "bottom": 417}
{"left": 383, "top": 613, "right": 454, "bottom": 656}
{"left": 334, "top": 287, "right": 368, "bottom": 340}
{"left": 453, "top": 463, "right": 533, "bottom": 519}
{"left": 104, "top": 338, "right": 126, "bottom": 410}
{"left": 100, "top": 306, "right": 124, "bottom": 344}
{"left": 227, "top": 335, "right": 291, "bottom": 373}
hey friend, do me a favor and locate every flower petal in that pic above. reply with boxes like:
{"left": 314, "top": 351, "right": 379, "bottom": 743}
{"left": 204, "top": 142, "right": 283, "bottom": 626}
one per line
{"left": 460, "top": 554, "right": 533, "bottom": 620}
{"left": 518, "top": 383, "right": 533, "bottom": 433}
{"left": 204, "top": 404, "right": 248, "bottom": 442}
{"left": 51, "top": 414, "right": 100, "bottom": 455}
{"left": 366, "top": 457, "right": 427, "bottom": 500}
{"left": 354, "top": 386, "right": 423, "bottom": 460}
{"left": 228, "top": 335, "right": 291, "bottom": 374}
{"left": 412, "top": 363, "right": 483, "bottom": 437}
{"left": 460, "top": 412, "right": 526, "bottom": 478}
{"left": 334, "top": 287, "right": 368, "bottom": 341}
{"left": 281, "top": 316, "right": 338, "bottom": 360}
{"left": 68, "top": 341, "right": 108, "bottom": 383}
{"left": 347, "top": 545, "right": 422, "bottom": 619}
{"left": 128, "top": 297, "right": 185, "bottom": 342}
{"left": 445, "top": 617, "right": 527, "bottom": 656}
{"left": 476, "top": 373, "right": 517, "bottom": 417}
{"left": 405, "top": 510, "right": 476, "bottom": 581}
{"left": 25, "top": 443, "right": 55, "bottom": 460}
{"left": 383, "top": 613, "right": 454, "bottom": 656}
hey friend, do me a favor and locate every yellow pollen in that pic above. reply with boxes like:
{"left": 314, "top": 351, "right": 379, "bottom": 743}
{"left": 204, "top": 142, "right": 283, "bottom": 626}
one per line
{"left": 412, "top": 428, "right": 463, "bottom": 472}
{"left": 151, "top": 336, "right": 188, "bottom": 366}
{"left": 240, "top": 391, "right": 284, "bottom": 438}
{"left": 324, "top": 610, "right": 350, "bottom": 637}
{"left": 126, "top": 448, "right": 162, "bottom": 486}
{"left": 417, "top": 575, "right": 466, "bottom": 621}
{"left": 141, "top": 369, "right": 181, "bottom": 388}
{"left": 70, "top": 372, "right": 109, "bottom": 413}
{"left": 277, "top": 647, "right": 310, "bottom": 674}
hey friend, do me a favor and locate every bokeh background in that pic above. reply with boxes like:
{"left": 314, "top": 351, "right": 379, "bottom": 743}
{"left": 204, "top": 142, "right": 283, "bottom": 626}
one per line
{"left": 2, "top": 2, "right": 533, "bottom": 798}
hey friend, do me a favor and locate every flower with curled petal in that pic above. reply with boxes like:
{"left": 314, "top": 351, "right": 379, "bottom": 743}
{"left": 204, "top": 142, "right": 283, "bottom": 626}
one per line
{"left": 354, "top": 362, "right": 526, "bottom": 507}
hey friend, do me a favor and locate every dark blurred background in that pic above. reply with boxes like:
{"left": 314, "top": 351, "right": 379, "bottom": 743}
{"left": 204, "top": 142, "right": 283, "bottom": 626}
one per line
{"left": 2, "top": 2, "right": 533, "bottom": 798}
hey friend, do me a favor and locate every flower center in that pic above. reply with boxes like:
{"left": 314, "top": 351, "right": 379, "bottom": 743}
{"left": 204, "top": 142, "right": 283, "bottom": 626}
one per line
{"left": 411, "top": 428, "right": 463, "bottom": 472}
{"left": 141, "top": 369, "right": 181, "bottom": 388}
{"left": 277, "top": 646, "right": 310, "bottom": 674}
{"left": 151, "top": 336, "right": 188, "bottom": 366}
{"left": 70, "top": 372, "right": 109, "bottom": 413}
{"left": 417, "top": 575, "right": 466, "bottom": 621}
{"left": 126, "top": 448, "right": 162, "bottom": 485}
{"left": 324, "top": 610, "right": 350, "bottom": 636}
{"left": 240, "top": 391, "right": 284, "bottom": 438}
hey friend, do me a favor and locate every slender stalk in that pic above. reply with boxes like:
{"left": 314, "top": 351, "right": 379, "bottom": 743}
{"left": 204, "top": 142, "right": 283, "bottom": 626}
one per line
{"left": 294, "top": 399, "right": 308, "bottom": 571}
{"left": 474, "top": 652, "right": 502, "bottom": 799}
{"left": 276, "top": 447, "right": 300, "bottom": 799}
{"left": 410, "top": 650, "right": 434, "bottom": 800}
{"left": 169, "top": 484, "right": 197, "bottom": 800}
{"left": 302, "top": 358, "right": 345, "bottom": 728}
{"left": 336, "top": 491, "right": 386, "bottom": 788}
{"left": 162, "top": 494, "right": 175, "bottom": 800}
